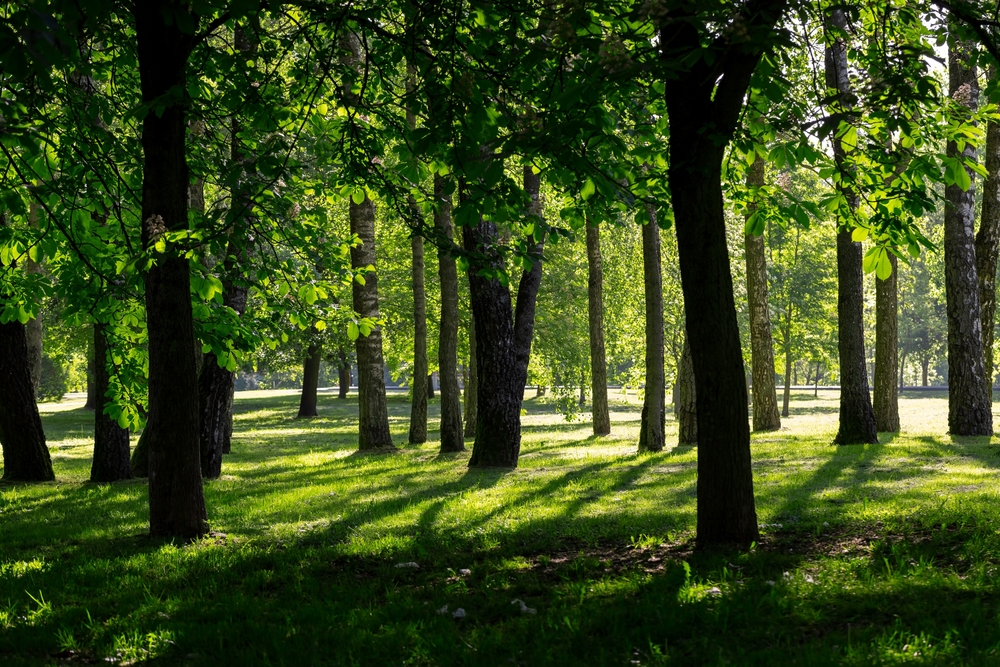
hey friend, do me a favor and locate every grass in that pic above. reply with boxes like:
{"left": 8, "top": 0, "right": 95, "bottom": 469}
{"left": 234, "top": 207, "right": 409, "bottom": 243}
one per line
{"left": 3, "top": 388, "right": 1000, "bottom": 665}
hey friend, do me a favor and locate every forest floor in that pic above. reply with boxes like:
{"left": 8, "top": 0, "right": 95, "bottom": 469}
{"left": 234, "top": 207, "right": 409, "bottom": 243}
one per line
{"left": 3, "top": 389, "right": 1000, "bottom": 665}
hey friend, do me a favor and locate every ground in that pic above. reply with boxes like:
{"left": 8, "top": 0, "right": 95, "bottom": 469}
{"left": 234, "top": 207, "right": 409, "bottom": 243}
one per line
{"left": 3, "top": 388, "right": 1000, "bottom": 665}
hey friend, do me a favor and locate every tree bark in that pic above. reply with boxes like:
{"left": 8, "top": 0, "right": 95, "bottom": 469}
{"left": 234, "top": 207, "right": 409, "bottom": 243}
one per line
{"left": 976, "top": 95, "right": 1000, "bottom": 399}
{"left": 744, "top": 157, "right": 781, "bottom": 432}
{"left": 826, "top": 7, "right": 878, "bottom": 445}
{"left": 678, "top": 334, "right": 697, "bottom": 445}
{"left": 944, "top": 34, "right": 992, "bottom": 435}
{"left": 134, "top": 0, "right": 206, "bottom": 538}
{"left": 638, "top": 206, "right": 665, "bottom": 452}
{"left": 0, "top": 320, "right": 54, "bottom": 481}
{"left": 436, "top": 174, "right": 465, "bottom": 452}
{"left": 297, "top": 342, "right": 322, "bottom": 418}
{"left": 464, "top": 317, "right": 478, "bottom": 436}
{"left": 586, "top": 218, "right": 611, "bottom": 435}
{"left": 781, "top": 307, "right": 792, "bottom": 418}
{"left": 409, "top": 232, "right": 429, "bottom": 443}
{"left": 90, "top": 323, "right": 131, "bottom": 483}
{"left": 874, "top": 255, "right": 900, "bottom": 431}
{"left": 84, "top": 333, "right": 96, "bottom": 410}
{"left": 337, "top": 347, "right": 351, "bottom": 399}
{"left": 351, "top": 196, "right": 395, "bottom": 450}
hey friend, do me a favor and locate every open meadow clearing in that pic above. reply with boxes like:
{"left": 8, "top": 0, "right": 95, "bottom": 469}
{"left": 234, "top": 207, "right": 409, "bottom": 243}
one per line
{"left": 3, "top": 389, "right": 1000, "bottom": 665}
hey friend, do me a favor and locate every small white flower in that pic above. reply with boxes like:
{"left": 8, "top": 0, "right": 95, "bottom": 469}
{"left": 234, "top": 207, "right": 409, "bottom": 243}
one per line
{"left": 452, "top": 608, "right": 466, "bottom": 618}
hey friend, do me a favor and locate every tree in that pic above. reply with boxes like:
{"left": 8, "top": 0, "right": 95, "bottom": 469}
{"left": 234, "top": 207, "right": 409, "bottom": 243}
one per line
{"left": 586, "top": 218, "right": 611, "bottom": 436}
{"left": 297, "top": 340, "right": 322, "bottom": 418}
{"left": 435, "top": 175, "right": 464, "bottom": 452}
{"left": 0, "top": 319, "right": 54, "bottom": 481}
{"left": 90, "top": 324, "right": 131, "bottom": 483}
{"left": 677, "top": 333, "right": 697, "bottom": 446}
{"left": 874, "top": 254, "right": 900, "bottom": 432}
{"left": 976, "top": 82, "right": 1000, "bottom": 395}
{"left": 638, "top": 204, "right": 665, "bottom": 453}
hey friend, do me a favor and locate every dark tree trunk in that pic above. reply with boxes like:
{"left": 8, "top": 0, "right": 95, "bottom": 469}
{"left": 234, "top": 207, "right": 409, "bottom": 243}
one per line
{"left": 134, "top": 1, "right": 206, "bottom": 539}
{"left": 0, "top": 320, "right": 54, "bottom": 481}
{"left": 744, "top": 157, "right": 781, "bottom": 432}
{"left": 945, "top": 35, "right": 992, "bottom": 435}
{"left": 464, "top": 317, "right": 478, "bottom": 436}
{"left": 638, "top": 206, "right": 665, "bottom": 452}
{"left": 90, "top": 324, "right": 131, "bottom": 483}
{"left": 84, "top": 333, "right": 96, "bottom": 411}
{"left": 922, "top": 359, "right": 929, "bottom": 386}
{"left": 678, "top": 334, "right": 697, "bottom": 445}
{"left": 337, "top": 347, "right": 351, "bottom": 399}
{"left": 131, "top": 428, "right": 149, "bottom": 478}
{"left": 875, "top": 255, "right": 900, "bottom": 432}
{"left": 351, "top": 196, "right": 395, "bottom": 450}
{"left": 297, "top": 343, "right": 322, "bottom": 418}
{"left": 436, "top": 175, "right": 465, "bottom": 452}
{"left": 409, "top": 231, "right": 429, "bottom": 443}
{"left": 976, "top": 102, "right": 1000, "bottom": 400}
{"left": 427, "top": 374, "right": 435, "bottom": 399}
{"left": 198, "top": 353, "right": 239, "bottom": 477}
{"left": 826, "top": 7, "right": 878, "bottom": 445}
{"left": 586, "top": 219, "right": 611, "bottom": 436}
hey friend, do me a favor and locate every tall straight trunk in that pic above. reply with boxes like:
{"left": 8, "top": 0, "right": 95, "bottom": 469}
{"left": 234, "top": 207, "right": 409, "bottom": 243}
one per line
{"left": 134, "top": 1, "right": 206, "bottom": 539}
{"left": 464, "top": 317, "right": 478, "bottom": 436}
{"left": 874, "top": 255, "right": 900, "bottom": 431}
{"left": 922, "top": 359, "right": 929, "bottom": 386}
{"left": 427, "top": 374, "right": 435, "bottom": 398}
{"left": 976, "top": 98, "right": 1000, "bottom": 399}
{"left": 586, "top": 219, "right": 611, "bottom": 435}
{"left": 677, "top": 334, "right": 697, "bottom": 445}
{"left": 351, "top": 196, "right": 394, "bottom": 450}
{"left": 84, "top": 333, "right": 96, "bottom": 410}
{"left": 465, "top": 166, "right": 544, "bottom": 467}
{"left": 826, "top": 7, "right": 878, "bottom": 445}
{"left": 638, "top": 206, "right": 665, "bottom": 452}
{"left": 436, "top": 175, "right": 465, "bottom": 452}
{"left": 338, "top": 347, "right": 351, "bottom": 399}
{"left": 899, "top": 349, "right": 907, "bottom": 390}
{"left": 744, "top": 157, "right": 781, "bottom": 431}
{"left": 409, "top": 231, "right": 428, "bottom": 443}
{"left": 297, "top": 343, "right": 322, "bottom": 418}
{"left": 944, "top": 34, "right": 992, "bottom": 435}
{"left": 90, "top": 323, "right": 131, "bottom": 482}
{"left": 782, "top": 309, "right": 792, "bottom": 418}
{"left": 0, "top": 320, "right": 54, "bottom": 481}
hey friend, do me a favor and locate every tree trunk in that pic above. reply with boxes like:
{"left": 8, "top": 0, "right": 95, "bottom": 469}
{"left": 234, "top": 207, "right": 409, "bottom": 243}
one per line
{"left": 297, "top": 342, "right": 322, "bottom": 418}
{"left": 464, "top": 318, "right": 478, "bottom": 436}
{"left": 874, "top": 255, "right": 900, "bottom": 431}
{"left": 0, "top": 320, "right": 54, "bottom": 481}
{"left": 586, "top": 219, "right": 611, "bottom": 435}
{"left": 976, "top": 95, "right": 1000, "bottom": 400}
{"left": 922, "top": 359, "right": 929, "bottom": 386}
{"left": 409, "top": 231, "right": 429, "bottom": 443}
{"left": 744, "top": 156, "right": 781, "bottom": 432}
{"left": 134, "top": 1, "right": 206, "bottom": 539}
{"left": 25, "top": 202, "right": 43, "bottom": 396}
{"left": 944, "top": 35, "right": 992, "bottom": 435}
{"left": 826, "top": 7, "right": 878, "bottom": 445}
{"left": 90, "top": 323, "right": 131, "bottom": 483}
{"left": 678, "top": 334, "right": 697, "bottom": 445}
{"left": 638, "top": 206, "right": 665, "bottom": 452}
{"left": 899, "top": 349, "right": 907, "bottom": 390}
{"left": 427, "top": 374, "right": 435, "bottom": 399}
{"left": 337, "top": 347, "right": 350, "bottom": 399}
{"left": 436, "top": 175, "right": 465, "bottom": 452}
{"left": 131, "top": 428, "right": 149, "bottom": 478}
{"left": 781, "top": 309, "right": 793, "bottom": 418}
{"left": 84, "top": 333, "right": 96, "bottom": 411}
{"left": 351, "top": 196, "right": 395, "bottom": 450}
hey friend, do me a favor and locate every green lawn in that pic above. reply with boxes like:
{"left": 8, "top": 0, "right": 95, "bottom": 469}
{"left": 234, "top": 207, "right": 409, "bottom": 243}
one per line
{"left": 4, "top": 389, "right": 1000, "bottom": 665}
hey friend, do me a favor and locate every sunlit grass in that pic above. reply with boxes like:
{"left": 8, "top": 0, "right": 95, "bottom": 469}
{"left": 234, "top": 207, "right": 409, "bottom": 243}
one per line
{"left": 2, "top": 389, "right": 1000, "bottom": 664}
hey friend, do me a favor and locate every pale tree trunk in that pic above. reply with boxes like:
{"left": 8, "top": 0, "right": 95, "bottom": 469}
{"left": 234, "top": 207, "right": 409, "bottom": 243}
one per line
{"left": 976, "top": 89, "right": 1000, "bottom": 400}
{"left": 435, "top": 174, "right": 464, "bottom": 452}
{"left": 743, "top": 156, "right": 781, "bottom": 431}
{"left": 678, "top": 334, "right": 697, "bottom": 445}
{"left": 944, "top": 33, "right": 992, "bottom": 435}
{"left": 351, "top": 196, "right": 394, "bottom": 450}
{"left": 638, "top": 205, "right": 665, "bottom": 452}
{"left": 90, "top": 323, "right": 131, "bottom": 482}
{"left": 826, "top": 7, "right": 878, "bottom": 445}
{"left": 874, "top": 255, "right": 900, "bottom": 431}
{"left": 585, "top": 218, "right": 611, "bottom": 435}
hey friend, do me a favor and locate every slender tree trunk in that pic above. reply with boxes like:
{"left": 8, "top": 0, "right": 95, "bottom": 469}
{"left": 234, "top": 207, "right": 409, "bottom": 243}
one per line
{"left": 899, "top": 349, "right": 907, "bottom": 390}
{"left": 744, "top": 157, "right": 781, "bottom": 432}
{"left": 874, "top": 255, "right": 900, "bottom": 431}
{"left": 922, "top": 359, "right": 929, "bottom": 386}
{"left": 436, "top": 176, "right": 464, "bottom": 452}
{"left": 409, "top": 234, "right": 428, "bottom": 443}
{"left": 782, "top": 309, "right": 793, "bottom": 418}
{"left": 586, "top": 219, "right": 611, "bottom": 435}
{"left": 297, "top": 343, "right": 322, "bottom": 418}
{"left": 337, "top": 347, "right": 350, "bottom": 399}
{"left": 976, "top": 96, "right": 1000, "bottom": 400}
{"left": 464, "top": 318, "right": 478, "bottom": 436}
{"left": 826, "top": 7, "right": 878, "bottom": 445}
{"left": 84, "top": 334, "right": 96, "bottom": 410}
{"left": 639, "top": 206, "right": 665, "bottom": 452}
{"left": 678, "top": 334, "right": 697, "bottom": 445}
{"left": 0, "top": 320, "right": 54, "bottom": 481}
{"left": 90, "top": 323, "right": 131, "bottom": 482}
{"left": 945, "top": 34, "right": 992, "bottom": 435}
{"left": 351, "top": 196, "right": 394, "bottom": 450}
{"left": 134, "top": 0, "right": 206, "bottom": 538}
{"left": 427, "top": 374, "right": 435, "bottom": 399}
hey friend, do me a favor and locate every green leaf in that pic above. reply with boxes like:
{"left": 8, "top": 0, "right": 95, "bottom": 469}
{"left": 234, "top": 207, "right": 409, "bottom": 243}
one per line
{"left": 347, "top": 321, "right": 359, "bottom": 341}
{"left": 851, "top": 227, "right": 869, "bottom": 243}
{"left": 351, "top": 188, "right": 366, "bottom": 205}
{"left": 875, "top": 252, "right": 893, "bottom": 280}
{"left": 581, "top": 178, "right": 596, "bottom": 201}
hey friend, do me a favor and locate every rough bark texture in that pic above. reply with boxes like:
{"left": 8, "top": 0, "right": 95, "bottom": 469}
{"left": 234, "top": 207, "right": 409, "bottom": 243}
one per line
{"left": 0, "top": 320, "right": 54, "bottom": 481}
{"left": 661, "top": 5, "right": 774, "bottom": 545}
{"left": 409, "top": 233, "right": 429, "bottom": 443}
{"left": 350, "top": 196, "right": 395, "bottom": 450}
{"left": 90, "top": 324, "right": 132, "bottom": 483}
{"left": 337, "top": 347, "right": 350, "bottom": 399}
{"left": 944, "top": 35, "right": 993, "bottom": 435}
{"left": 638, "top": 206, "right": 665, "bottom": 452}
{"left": 976, "top": 105, "right": 1000, "bottom": 398}
{"left": 678, "top": 334, "right": 697, "bottom": 445}
{"left": 826, "top": 8, "right": 878, "bottom": 445}
{"left": 586, "top": 219, "right": 611, "bottom": 436}
{"left": 134, "top": 1, "right": 206, "bottom": 538}
{"left": 297, "top": 343, "right": 322, "bottom": 418}
{"left": 743, "top": 157, "right": 781, "bottom": 432}
{"left": 435, "top": 175, "right": 465, "bottom": 452}
{"left": 464, "top": 317, "right": 479, "bottom": 436}
{"left": 874, "top": 255, "right": 900, "bottom": 432}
